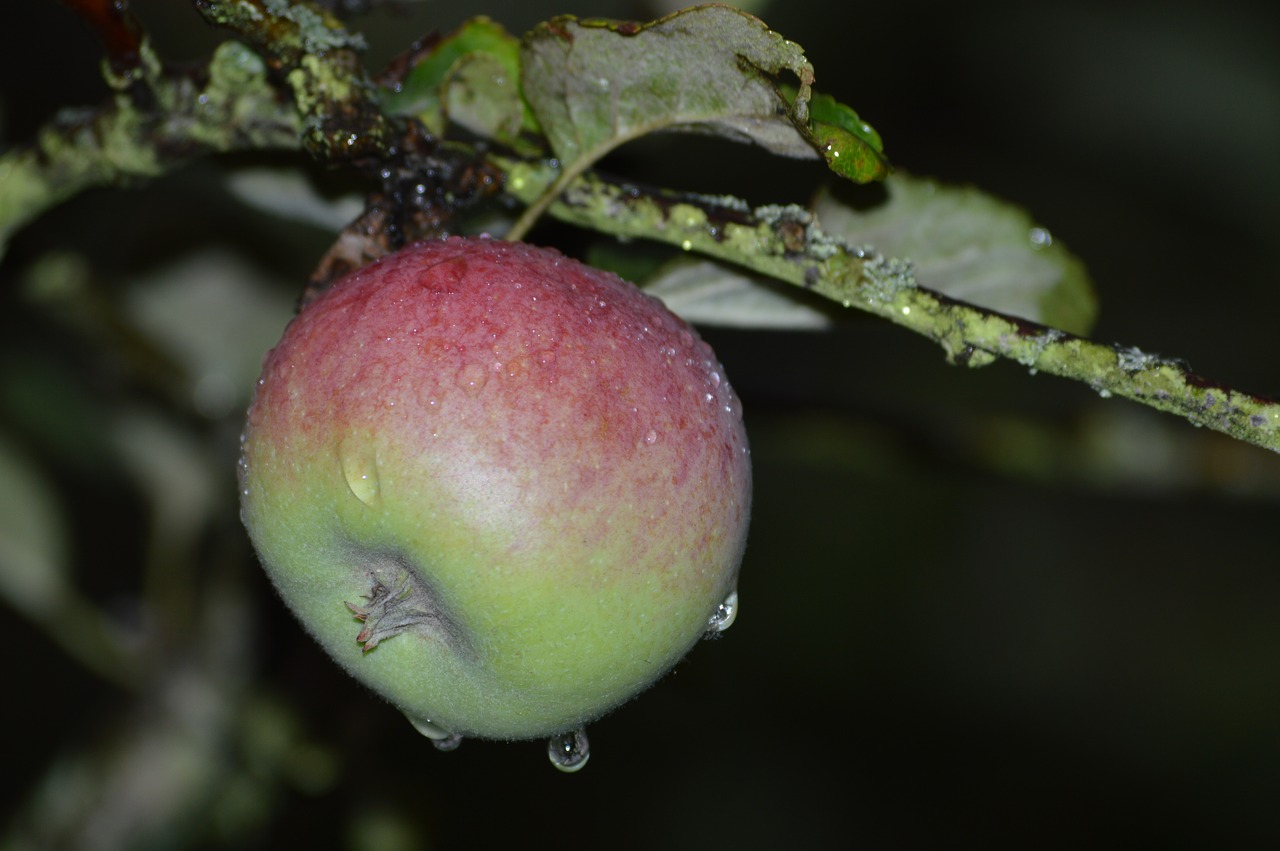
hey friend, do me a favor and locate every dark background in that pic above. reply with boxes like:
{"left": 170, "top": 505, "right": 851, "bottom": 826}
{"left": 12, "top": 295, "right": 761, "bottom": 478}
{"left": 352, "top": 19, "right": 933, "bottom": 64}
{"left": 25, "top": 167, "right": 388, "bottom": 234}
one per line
{"left": 3, "top": 1, "right": 1280, "bottom": 848}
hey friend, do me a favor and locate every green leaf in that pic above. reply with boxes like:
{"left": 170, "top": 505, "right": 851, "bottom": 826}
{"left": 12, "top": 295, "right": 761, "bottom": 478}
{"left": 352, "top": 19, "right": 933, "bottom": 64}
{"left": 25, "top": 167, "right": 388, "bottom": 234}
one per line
{"left": 441, "top": 51, "right": 535, "bottom": 151}
{"left": 804, "top": 89, "right": 889, "bottom": 183}
{"left": 381, "top": 17, "right": 540, "bottom": 152}
{"left": 778, "top": 82, "right": 889, "bottom": 182}
{"left": 813, "top": 174, "right": 1098, "bottom": 333}
{"left": 519, "top": 5, "right": 822, "bottom": 174}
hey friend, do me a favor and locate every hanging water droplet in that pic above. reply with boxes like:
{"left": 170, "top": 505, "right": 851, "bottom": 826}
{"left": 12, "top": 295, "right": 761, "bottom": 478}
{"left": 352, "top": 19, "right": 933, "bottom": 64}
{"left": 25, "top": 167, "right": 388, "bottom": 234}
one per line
{"left": 340, "top": 444, "right": 381, "bottom": 507}
{"left": 406, "top": 715, "right": 463, "bottom": 751}
{"left": 704, "top": 589, "right": 739, "bottom": 638}
{"left": 1029, "top": 226, "right": 1053, "bottom": 249}
{"left": 431, "top": 732, "right": 463, "bottom": 752}
{"left": 547, "top": 727, "right": 590, "bottom": 772}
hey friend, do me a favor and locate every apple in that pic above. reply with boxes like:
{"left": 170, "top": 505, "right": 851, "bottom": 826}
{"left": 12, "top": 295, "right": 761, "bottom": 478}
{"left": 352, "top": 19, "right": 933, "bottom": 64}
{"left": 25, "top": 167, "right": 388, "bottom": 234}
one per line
{"left": 238, "top": 236, "right": 751, "bottom": 744}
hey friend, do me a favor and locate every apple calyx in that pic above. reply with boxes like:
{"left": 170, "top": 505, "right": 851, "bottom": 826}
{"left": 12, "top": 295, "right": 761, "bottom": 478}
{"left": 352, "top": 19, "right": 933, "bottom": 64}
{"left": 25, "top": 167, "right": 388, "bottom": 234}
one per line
{"left": 344, "top": 570, "right": 438, "bottom": 653}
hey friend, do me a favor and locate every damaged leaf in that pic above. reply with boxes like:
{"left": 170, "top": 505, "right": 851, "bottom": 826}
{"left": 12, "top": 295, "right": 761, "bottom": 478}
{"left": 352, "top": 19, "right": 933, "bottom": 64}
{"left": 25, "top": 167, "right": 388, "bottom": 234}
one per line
{"left": 520, "top": 5, "right": 869, "bottom": 180}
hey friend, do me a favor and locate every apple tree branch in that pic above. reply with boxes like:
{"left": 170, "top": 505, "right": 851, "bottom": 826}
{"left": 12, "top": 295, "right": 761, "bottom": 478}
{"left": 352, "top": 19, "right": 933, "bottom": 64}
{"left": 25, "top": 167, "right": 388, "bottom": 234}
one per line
{"left": 502, "top": 160, "right": 1280, "bottom": 455}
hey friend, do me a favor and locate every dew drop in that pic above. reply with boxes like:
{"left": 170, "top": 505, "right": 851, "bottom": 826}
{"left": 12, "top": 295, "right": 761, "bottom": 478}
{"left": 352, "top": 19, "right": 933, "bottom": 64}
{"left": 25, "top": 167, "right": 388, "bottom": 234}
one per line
{"left": 726, "top": 392, "right": 743, "bottom": 420}
{"left": 644, "top": 429, "right": 658, "bottom": 446}
{"left": 704, "top": 589, "right": 739, "bottom": 638}
{"left": 1029, "top": 226, "right": 1053, "bottom": 249}
{"left": 340, "top": 446, "right": 381, "bottom": 507}
{"left": 456, "top": 362, "right": 488, "bottom": 395}
{"left": 548, "top": 727, "right": 590, "bottom": 772}
{"left": 406, "top": 715, "right": 462, "bottom": 751}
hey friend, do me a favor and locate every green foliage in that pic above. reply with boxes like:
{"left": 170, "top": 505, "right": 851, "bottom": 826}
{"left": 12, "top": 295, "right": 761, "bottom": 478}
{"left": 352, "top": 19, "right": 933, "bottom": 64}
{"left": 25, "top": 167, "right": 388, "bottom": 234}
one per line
{"left": 381, "top": 17, "right": 541, "bottom": 153}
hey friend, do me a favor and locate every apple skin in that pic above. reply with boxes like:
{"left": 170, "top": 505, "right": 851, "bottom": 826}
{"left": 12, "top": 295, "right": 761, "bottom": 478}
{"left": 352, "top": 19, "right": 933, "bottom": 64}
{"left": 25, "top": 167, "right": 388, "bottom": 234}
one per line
{"left": 239, "top": 236, "right": 750, "bottom": 740}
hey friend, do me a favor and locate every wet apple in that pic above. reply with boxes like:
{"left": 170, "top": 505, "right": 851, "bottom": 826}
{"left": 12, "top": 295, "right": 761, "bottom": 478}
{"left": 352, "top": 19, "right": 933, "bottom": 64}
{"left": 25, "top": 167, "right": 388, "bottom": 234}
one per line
{"left": 239, "top": 237, "right": 750, "bottom": 746}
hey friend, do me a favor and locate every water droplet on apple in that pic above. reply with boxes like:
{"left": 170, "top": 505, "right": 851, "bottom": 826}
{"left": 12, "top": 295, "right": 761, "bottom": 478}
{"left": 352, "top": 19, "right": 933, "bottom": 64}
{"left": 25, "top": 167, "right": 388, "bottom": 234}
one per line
{"left": 727, "top": 392, "right": 743, "bottom": 420}
{"left": 644, "top": 429, "right": 658, "bottom": 445}
{"left": 456, "top": 362, "right": 488, "bottom": 395}
{"left": 341, "top": 447, "right": 381, "bottom": 507}
{"left": 704, "top": 589, "right": 738, "bottom": 637}
{"left": 406, "top": 715, "right": 463, "bottom": 751}
{"left": 548, "top": 727, "right": 590, "bottom": 772}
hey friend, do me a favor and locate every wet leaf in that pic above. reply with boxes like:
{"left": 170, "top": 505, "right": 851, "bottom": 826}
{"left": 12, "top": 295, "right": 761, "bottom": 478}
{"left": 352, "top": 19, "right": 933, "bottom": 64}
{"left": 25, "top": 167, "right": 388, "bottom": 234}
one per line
{"left": 643, "top": 258, "right": 833, "bottom": 329}
{"left": 813, "top": 174, "right": 1098, "bottom": 333}
{"left": 803, "top": 88, "right": 889, "bottom": 183}
{"left": 520, "top": 6, "right": 825, "bottom": 178}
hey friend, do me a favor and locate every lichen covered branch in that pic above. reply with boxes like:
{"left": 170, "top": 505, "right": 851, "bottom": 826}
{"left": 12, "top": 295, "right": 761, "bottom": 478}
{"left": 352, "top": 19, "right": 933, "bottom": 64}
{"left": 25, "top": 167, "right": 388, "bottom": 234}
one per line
{"left": 0, "top": 34, "right": 300, "bottom": 255}
{"left": 191, "top": 0, "right": 397, "bottom": 164}
{"left": 503, "top": 160, "right": 1280, "bottom": 454}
